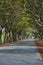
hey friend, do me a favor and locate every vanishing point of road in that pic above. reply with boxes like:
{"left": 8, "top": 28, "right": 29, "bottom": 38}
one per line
{"left": 0, "top": 39, "right": 43, "bottom": 65}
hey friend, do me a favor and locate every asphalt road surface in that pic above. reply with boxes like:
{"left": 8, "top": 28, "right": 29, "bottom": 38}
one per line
{"left": 0, "top": 40, "right": 43, "bottom": 65}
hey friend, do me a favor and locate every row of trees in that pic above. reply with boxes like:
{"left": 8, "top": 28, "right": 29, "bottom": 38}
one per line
{"left": 26, "top": 0, "right": 43, "bottom": 39}
{"left": 0, "top": 0, "right": 43, "bottom": 42}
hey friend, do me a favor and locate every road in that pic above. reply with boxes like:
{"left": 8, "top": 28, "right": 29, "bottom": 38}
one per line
{"left": 0, "top": 40, "right": 43, "bottom": 65}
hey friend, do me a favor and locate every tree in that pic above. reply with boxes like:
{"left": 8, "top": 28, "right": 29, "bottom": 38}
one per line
{"left": 0, "top": 0, "right": 43, "bottom": 41}
{"left": 26, "top": 0, "right": 43, "bottom": 39}
{"left": 0, "top": 0, "right": 31, "bottom": 41}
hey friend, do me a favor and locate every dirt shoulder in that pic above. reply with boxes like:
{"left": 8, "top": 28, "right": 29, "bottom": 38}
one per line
{"left": 0, "top": 40, "right": 23, "bottom": 47}
{"left": 0, "top": 42, "right": 12, "bottom": 47}
{"left": 35, "top": 40, "right": 43, "bottom": 59}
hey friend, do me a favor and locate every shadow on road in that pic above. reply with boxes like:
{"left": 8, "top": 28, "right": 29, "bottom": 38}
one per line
{"left": 0, "top": 48, "right": 38, "bottom": 54}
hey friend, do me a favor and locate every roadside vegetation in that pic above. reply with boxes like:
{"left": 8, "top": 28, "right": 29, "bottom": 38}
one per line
{"left": 0, "top": 0, "right": 43, "bottom": 44}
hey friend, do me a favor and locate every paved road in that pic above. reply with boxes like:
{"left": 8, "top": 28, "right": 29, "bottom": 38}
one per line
{"left": 0, "top": 40, "right": 43, "bottom": 65}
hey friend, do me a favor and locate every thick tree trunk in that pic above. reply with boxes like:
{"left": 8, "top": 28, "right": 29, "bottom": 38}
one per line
{"left": 39, "top": 32, "right": 43, "bottom": 40}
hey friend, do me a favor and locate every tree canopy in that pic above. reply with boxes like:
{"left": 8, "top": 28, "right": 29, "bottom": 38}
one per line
{"left": 0, "top": 0, "right": 43, "bottom": 41}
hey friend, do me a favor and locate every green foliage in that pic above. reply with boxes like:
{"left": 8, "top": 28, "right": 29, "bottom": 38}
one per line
{"left": 0, "top": 0, "right": 43, "bottom": 41}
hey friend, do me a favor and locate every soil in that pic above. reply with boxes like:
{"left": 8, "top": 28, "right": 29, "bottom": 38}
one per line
{"left": 35, "top": 40, "right": 43, "bottom": 59}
